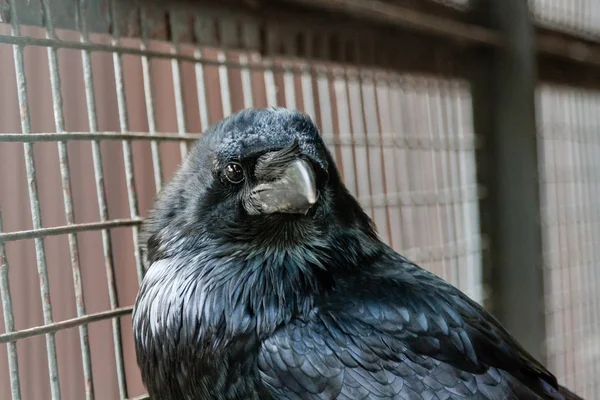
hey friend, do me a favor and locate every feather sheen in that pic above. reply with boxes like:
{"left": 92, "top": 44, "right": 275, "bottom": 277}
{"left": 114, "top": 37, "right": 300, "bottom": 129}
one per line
{"left": 132, "top": 108, "right": 582, "bottom": 400}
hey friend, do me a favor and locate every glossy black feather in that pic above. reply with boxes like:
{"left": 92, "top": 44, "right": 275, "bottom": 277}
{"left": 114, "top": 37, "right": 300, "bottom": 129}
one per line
{"left": 132, "top": 108, "right": 581, "bottom": 400}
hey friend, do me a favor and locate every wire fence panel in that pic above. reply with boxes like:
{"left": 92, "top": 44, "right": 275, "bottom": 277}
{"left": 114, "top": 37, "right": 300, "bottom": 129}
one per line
{"left": 0, "top": 2, "right": 484, "bottom": 398}
{"left": 537, "top": 84, "right": 600, "bottom": 399}
{"left": 8, "top": 0, "right": 600, "bottom": 399}
{"left": 530, "top": 0, "right": 600, "bottom": 36}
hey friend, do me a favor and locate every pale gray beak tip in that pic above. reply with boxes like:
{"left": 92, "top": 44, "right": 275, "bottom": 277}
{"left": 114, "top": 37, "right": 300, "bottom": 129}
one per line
{"left": 251, "top": 158, "right": 319, "bottom": 215}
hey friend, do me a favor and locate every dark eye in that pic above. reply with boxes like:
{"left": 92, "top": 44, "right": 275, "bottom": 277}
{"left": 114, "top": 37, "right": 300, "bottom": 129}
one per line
{"left": 224, "top": 162, "right": 245, "bottom": 184}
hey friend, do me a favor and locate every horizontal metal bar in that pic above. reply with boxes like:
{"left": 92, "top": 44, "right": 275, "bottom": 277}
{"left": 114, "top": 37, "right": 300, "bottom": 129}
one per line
{"left": 0, "top": 131, "right": 480, "bottom": 150}
{"left": 126, "top": 395, "right": 150, "bottom": 400}
{"left": 403, "top": 236, "right": 486, "bottom": 265}
{"left": 0, "top": 32, "right": 457, "bottom": 79}
{"left": 0, "top": 306, "right": 133, "bottom": 344}
{"left": 0, "top": 132, "right": 200, "bottom": 143}
{"left": 0, "top": 34, "right": 200, "bottom": 60}
{"left": 359, "top": 185, "right": 484, "bottom": 208}
{"left": 0, "top": 34, "right": 312, "bottom": 74}
{"left": 0, "top": 218, "right": 143, "bottom": 243}
{"left": 282, "top": 0, "right": 503, "bottom": 46}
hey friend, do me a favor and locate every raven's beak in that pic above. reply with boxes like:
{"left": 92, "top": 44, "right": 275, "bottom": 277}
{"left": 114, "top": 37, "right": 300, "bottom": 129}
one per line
{"left": 250, "top": 159, "right": 318, "bottom": 215}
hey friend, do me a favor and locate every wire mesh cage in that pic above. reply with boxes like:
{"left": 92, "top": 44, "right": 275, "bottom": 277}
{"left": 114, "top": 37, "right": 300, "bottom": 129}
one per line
{"left": 530, "top": 0, "right": 600, "bottom": 37}
{"left": 0, "top": 1, "right": 484, "bottom": 398}
{"left": 537, "top": 84, "right": 600, "bottom": 397}
{"left": 0, "top": 0, "right": 599, "bottom": 399}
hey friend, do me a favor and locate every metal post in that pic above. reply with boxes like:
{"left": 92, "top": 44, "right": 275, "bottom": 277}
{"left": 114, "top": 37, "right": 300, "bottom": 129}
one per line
{"left": 471, "top": 0, "right": 546, "bottom": 362}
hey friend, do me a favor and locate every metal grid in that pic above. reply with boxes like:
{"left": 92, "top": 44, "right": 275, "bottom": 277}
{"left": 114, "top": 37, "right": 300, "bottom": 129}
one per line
{"left": 0, "top": 1, "right": 484, "bottom": 399}
{"left": 537, "top": 84, "right": 600, "bottom": 399}
{"left": 530, "top": 0, "right": 600, "bottom": 36}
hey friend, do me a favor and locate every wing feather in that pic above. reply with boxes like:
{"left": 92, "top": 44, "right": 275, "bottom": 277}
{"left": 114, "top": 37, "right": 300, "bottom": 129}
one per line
{"left": 258, "top": 253, "right": 565, "bottom": 399}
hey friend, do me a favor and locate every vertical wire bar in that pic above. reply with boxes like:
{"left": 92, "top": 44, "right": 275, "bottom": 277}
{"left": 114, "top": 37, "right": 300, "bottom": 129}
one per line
{"left": 77, "top": 1, "right": 128, "bottom": 398}
{"left": 423, "top": 79, "right": 446, "bottom": 280}
{"left": 218, "top": 50, "right": 232, "bottom": 117}
{"left": 443, "top": 80, "right": 463, "bottom": 287}
{"left": 561, "top": 88, "right": 576, "bottom": 388}
{"left": 455, "top": 81, "right": 478, "bottom": 299}
{"left": 585, "top": 93, "right": 600, "bottom": 395}
{"left": 315, "top": 60, "right": 338, "bottom": 165}
{"left": 549, "top": 86, "right": 563, "bottom": 380}
{"left": 7, "top": 1, "right": 61, "bottom": 398}
{"left": 283, "top": 61, "right": 296, "bottom": 110}
{"left": 537, "top": 86, "right": 548, "bottom": 372}
{"left": 40, "top": 1, "right": 94, "bottom": 398}
{"left": 583, "top": 90, "right": 596, "bottom": 396}
{"left": 263, "top": 25, "right": 278, "bottom": 107}
{"left": 433, "top": 80, "right": 458, "bottom": 286}
{"left": 553, "top": 87, "right": 569, "bottom": 382}
{"left": 109, "top": 0, "right": 143, "bottom": 285}
{"left": 346, "top": 41, "right": 373, "bottom": 219}
{"left": 589, "top": 91, "right": 599, "bottom": 396}
{"left": 281, "top": 37, "right": 297, "bottom": 112}
{"left": 538, "top": 85, "right": 556, "bottom": 375}
{"left": 239, "top": 62, "right": 254, "bottom": 108}
{"left": 0, "top": 210, "right": 21, "bottom": 400}
{"left": 404, "top": 79, "right": 424, "bottom": 264}
{"left": 571, "top": 88, "right": 581, "bottom": 387}
{"left": 108, "top": 0, "right": 145, "bottom": 397}
{"left": 376, "top": 73, "right": 403, "bottom": 252}
{"left": 554, "top": 87, "right": 566, "bottom": 382}
{"left": 569, "top": 88, "right": 586, "bottom": 389}
{"left": 418, "top": 81, "right": 437, "bottom": 269}
{"left": 591, "top": 92, "right": 600, "bottom": 396}
{"left": 216, "top": 21, "right": 234, "bottom": 122}
{"left": 235, "top": 23, "right": 255, "bottom": 111}
{"left": 217, "top": 21, "right": 233, "bottom": 118}
{"left": 420, "top": 79, "right": 441, "bottom": 276}
{"left": 300, "top": 31, "right": 316, "bottom": 120}
{"left": 140, "top": 8, "right": 164, "bottom": 192}
{"left": 575, "top": 89, "right": 593, "bottom": 395}
{"left": 418, "top": 80, "right": 439, "bottom": 272}
{"left": 390, "top": 77, "right": 418, "bottom": 259}
{"left": 193, "top": 43, "right": 211, "bottom": 131}
{"left": 169, "top": 12, "right": 189, "bottom": 158}
{"left": 406, "top": 78, "right": 432, "bottom": 265}
{"left": 579, "top": 90, "right": 592, "bottom": 393}
{"left": 548, "top": 88, "right": 561, "bottom": 379}
{"left": 333, "top": 64, "right": 358, "bottom": 196}
{"left": 566, "top": 89, "right": 580, "bottom": 389}
{"left": 239, "top": 54, "right": 254, "bottom": 109}
{"left": 316, "top": 69, "right": 338, "bottom": 158}
{"left": 315, "top": 56, "right": 344, "bottom": 168}
{"left": 559, "top": 88, "right": 572, "bottom": 386}
{"left": 593, "top": 92, "right": 600, "bottom": 397}
{"left": 576, "top": 92, "right": 590, "bottom": 396}
{"left": 361, "top": 68, "right": 390, "bottom": 245}
{"left": 459, "top": 81, "right": 482, "bottom": 303}
{"left": 239, "top": 22, "right": 256, "bottom": 110}
{"left": 281, "top": 32, "right": 296, "bottom": 110}
{"left": 347, "top": 69, "right": 371, "bottom": 214}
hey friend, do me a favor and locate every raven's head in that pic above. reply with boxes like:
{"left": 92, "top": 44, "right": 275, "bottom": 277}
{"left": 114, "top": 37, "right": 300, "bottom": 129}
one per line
{"left": 143, "top": 107, "right": 377, "bottom": 262}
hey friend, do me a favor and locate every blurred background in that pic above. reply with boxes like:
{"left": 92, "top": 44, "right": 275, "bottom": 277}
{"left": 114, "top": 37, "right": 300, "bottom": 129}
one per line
{"left": 0, "top": 0, "right": 599, "bottom": 399}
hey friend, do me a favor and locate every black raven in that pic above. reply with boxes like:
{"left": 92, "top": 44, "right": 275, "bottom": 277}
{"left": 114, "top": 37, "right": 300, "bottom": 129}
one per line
{"left": 133, "top": 108, "right": 583, "bottom": 400}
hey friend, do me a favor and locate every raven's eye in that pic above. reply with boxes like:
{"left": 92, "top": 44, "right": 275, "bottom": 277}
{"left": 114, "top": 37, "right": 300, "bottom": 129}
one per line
{"left": 224, "top": 162, "right": 245, "bottom": 184}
